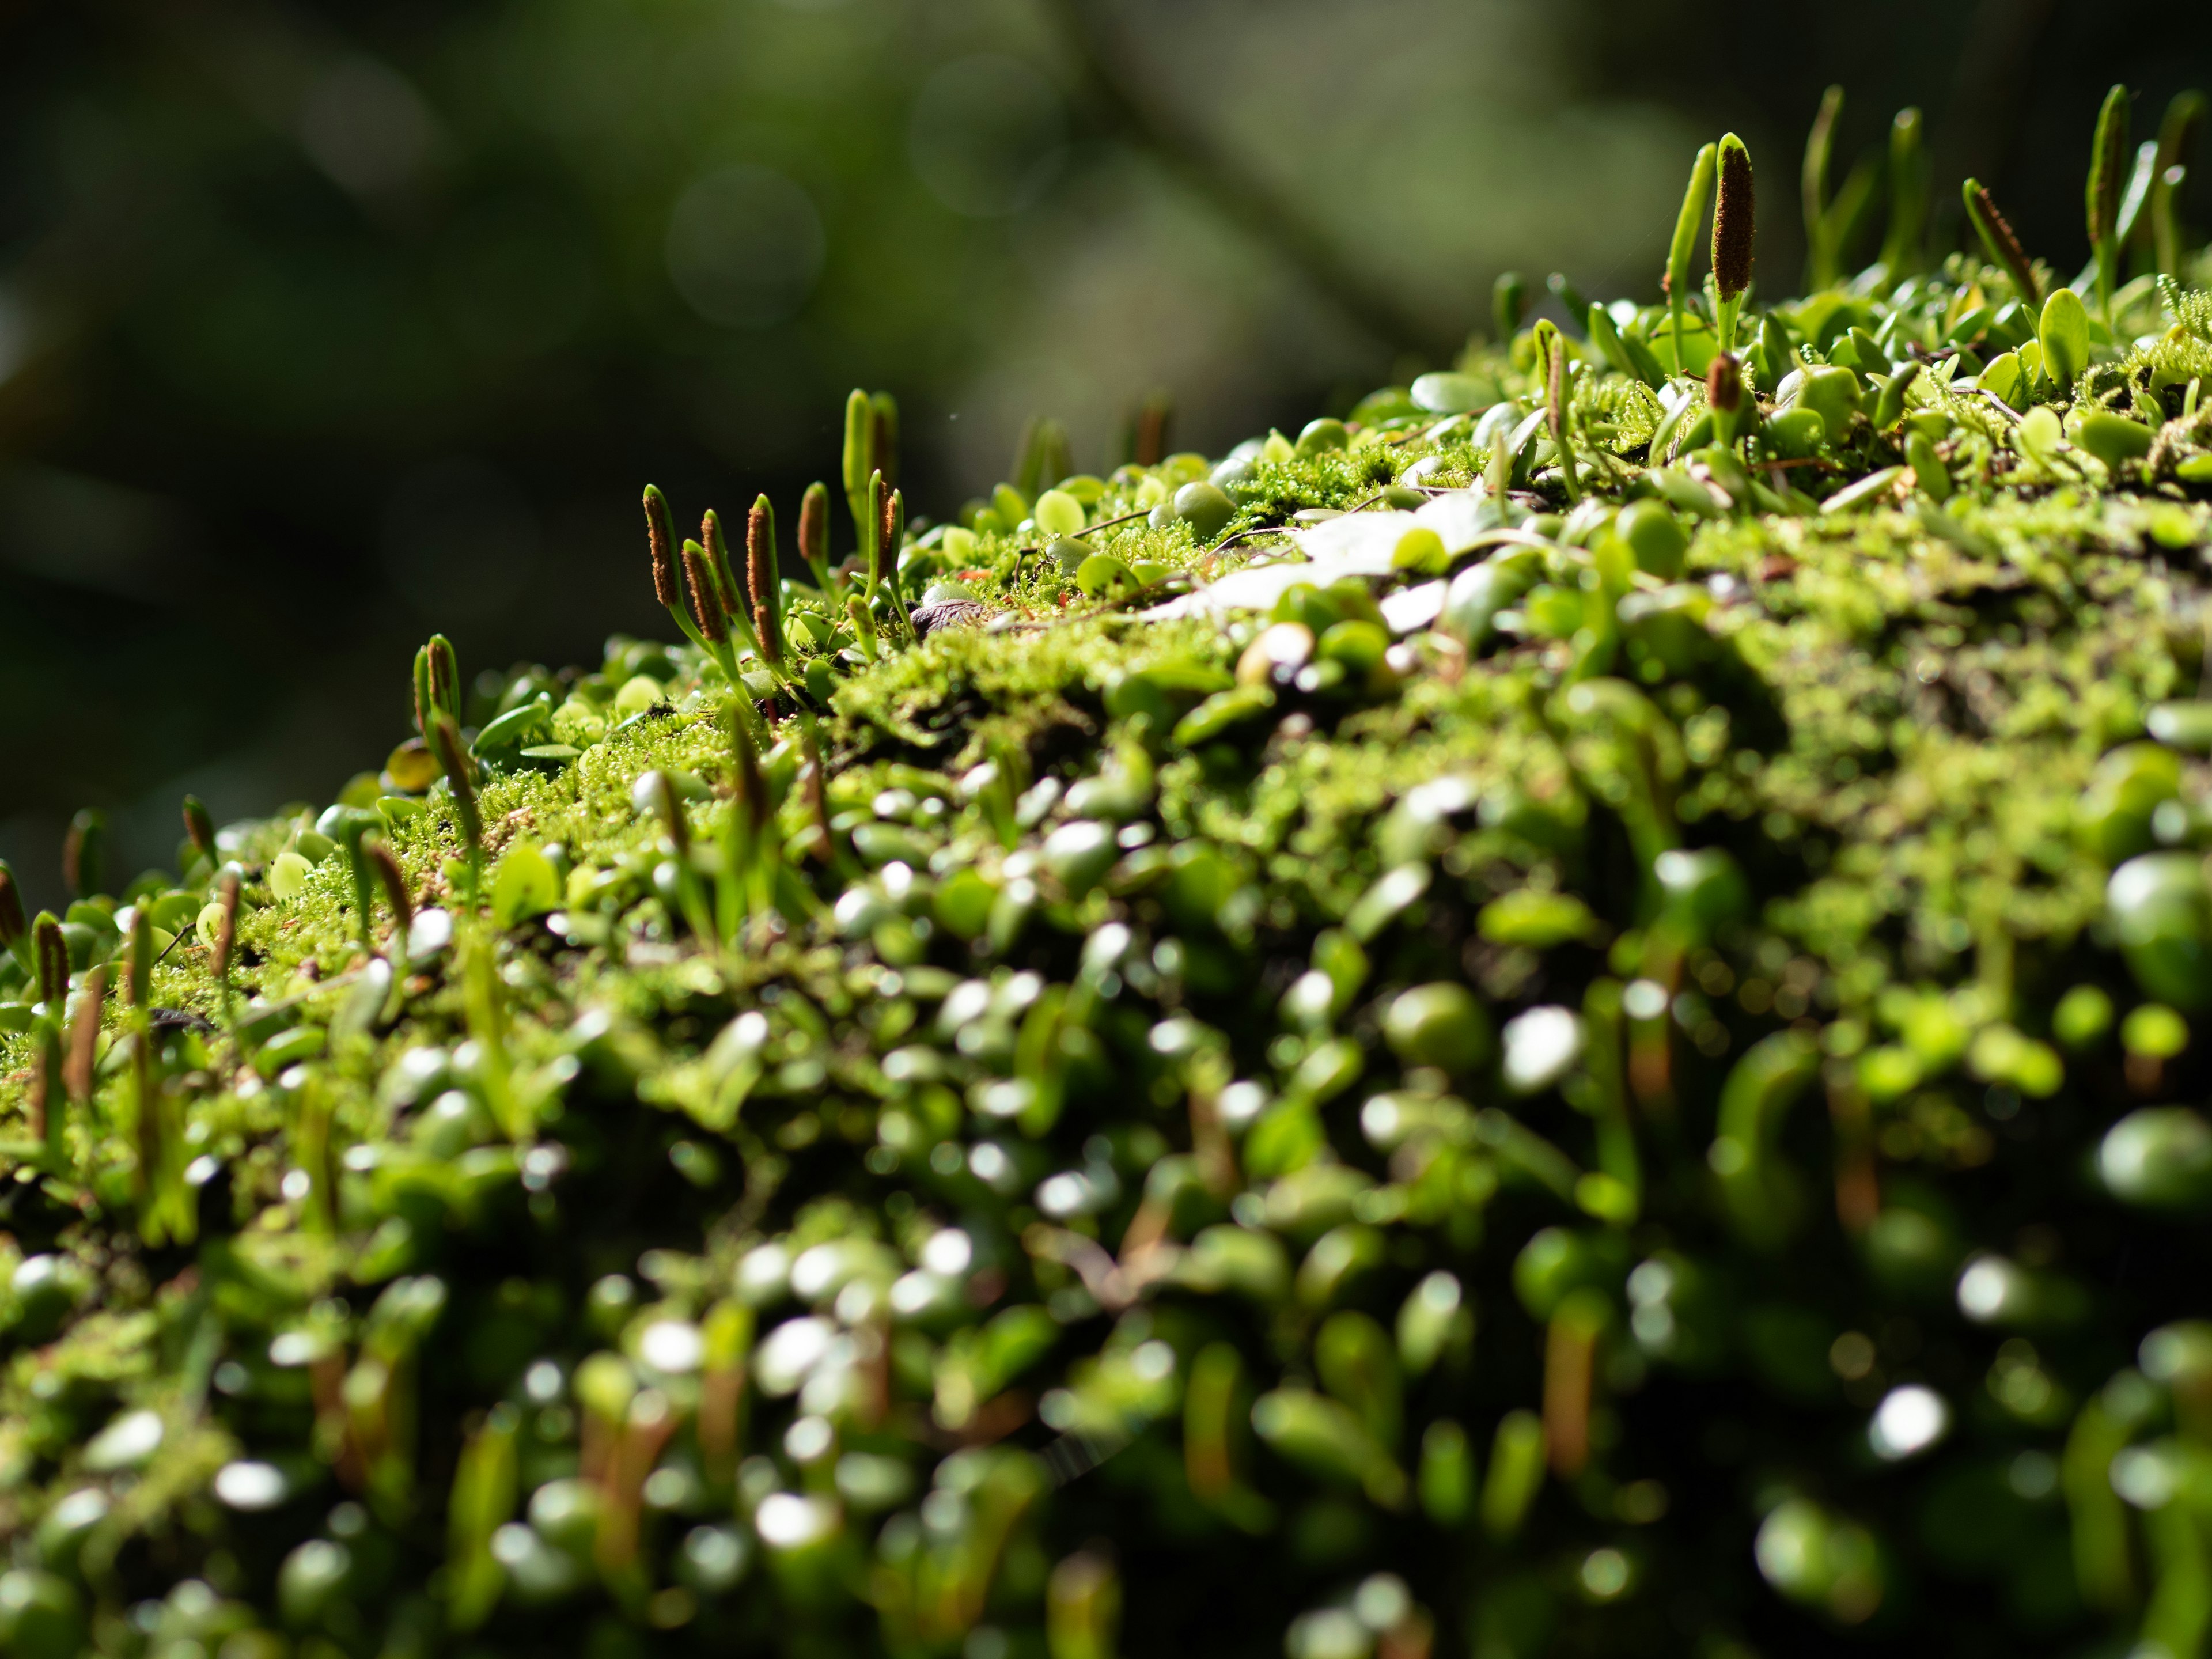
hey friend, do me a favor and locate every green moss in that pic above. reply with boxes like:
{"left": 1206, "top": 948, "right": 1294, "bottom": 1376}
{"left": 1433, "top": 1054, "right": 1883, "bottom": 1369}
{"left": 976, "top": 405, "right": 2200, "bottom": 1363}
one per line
{"left": 9, "top": 161, "right": 2212, "bottom": 1659}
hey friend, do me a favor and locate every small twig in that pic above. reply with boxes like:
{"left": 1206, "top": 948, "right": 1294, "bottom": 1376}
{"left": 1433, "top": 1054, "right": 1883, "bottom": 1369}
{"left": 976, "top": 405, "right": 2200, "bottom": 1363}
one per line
{"left": 1965, "top": 387, "right": 2025, "bottom": 424}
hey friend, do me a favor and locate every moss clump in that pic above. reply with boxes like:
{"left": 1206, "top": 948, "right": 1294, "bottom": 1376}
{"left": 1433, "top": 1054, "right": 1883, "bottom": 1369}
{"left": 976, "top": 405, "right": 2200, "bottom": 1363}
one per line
{"left": 9, "top": 96, "right": 2212, "bottom": 1659}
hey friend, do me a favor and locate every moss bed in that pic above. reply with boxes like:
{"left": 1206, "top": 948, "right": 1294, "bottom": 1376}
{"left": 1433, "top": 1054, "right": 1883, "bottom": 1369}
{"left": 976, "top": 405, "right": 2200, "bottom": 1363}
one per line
{"left": 9, "top": 104, "right": 2212, "bottom": 1659}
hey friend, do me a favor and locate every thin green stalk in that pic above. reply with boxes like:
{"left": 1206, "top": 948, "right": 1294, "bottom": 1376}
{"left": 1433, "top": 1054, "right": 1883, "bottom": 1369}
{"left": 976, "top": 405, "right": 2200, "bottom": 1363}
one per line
{"left": 1536, "top": 322, "right": 1579, "bottom": 502}
{"left": 1962, "top": 179, "right": 2040, "bottom": 306}
{"left": 1666, "top": 143, "right": 1717, "bottom": 376}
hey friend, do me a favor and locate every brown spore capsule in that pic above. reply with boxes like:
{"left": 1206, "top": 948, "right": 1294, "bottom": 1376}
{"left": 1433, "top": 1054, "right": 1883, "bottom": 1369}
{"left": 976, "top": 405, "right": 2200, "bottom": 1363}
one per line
{"left": 1714, "top": 139, "right": 1756, "bottom": 301}
{"left": 681, "top": 541, "right": 729, "bottom": 643}
{"left": 643, "top": 484, "right": 680, "bottom": 608}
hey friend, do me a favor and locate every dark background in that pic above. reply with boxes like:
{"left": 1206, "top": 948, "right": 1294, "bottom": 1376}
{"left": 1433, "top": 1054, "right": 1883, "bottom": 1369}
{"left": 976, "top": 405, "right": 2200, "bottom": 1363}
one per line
{"left": 2, "top": 0, "right": 2207, "bottom": 907}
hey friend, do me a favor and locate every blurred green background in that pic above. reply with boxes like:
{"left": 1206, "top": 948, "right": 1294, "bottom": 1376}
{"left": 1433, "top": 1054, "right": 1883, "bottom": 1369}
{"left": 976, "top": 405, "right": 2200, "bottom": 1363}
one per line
{"left": 1, "top": 0, "right": 2206, "bottom": 905}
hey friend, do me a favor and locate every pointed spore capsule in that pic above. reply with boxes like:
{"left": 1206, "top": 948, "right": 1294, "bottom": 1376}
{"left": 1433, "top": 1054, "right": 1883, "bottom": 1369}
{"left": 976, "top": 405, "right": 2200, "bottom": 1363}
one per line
{"left": 643, "top": 484, "right": 680, "bottom": 609}
{"left": 702, "top": 509, "right": 740, "bottom": 615}
{"left": 747, "top": 495, "right": 785, "bottom": 668}
{"left": 680, "top": 540, "right": 730, "bottom": 644}
{"left": 1962, "top": 180, "right": 2039, "bottom": 306}
{"left": 798, "top": 482, "right": 834, "bottom": 592}
{"left": 1713, "top": 135, "right": 1755, "bottom": 306}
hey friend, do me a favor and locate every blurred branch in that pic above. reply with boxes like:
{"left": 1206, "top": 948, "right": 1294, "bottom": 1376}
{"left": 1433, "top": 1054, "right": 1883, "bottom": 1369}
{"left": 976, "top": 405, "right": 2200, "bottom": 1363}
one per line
{"left": 1040, "top": 0, "right": 1446, "bottom": 359}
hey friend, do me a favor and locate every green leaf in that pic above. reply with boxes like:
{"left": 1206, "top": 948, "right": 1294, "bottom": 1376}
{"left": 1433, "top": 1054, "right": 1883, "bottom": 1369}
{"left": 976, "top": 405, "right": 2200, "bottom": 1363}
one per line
{"left": 2037, "top": 287, "right": 2091, "bottom": 390}
{"left": 490, "top": 842, "right": 560, "bottom": 929}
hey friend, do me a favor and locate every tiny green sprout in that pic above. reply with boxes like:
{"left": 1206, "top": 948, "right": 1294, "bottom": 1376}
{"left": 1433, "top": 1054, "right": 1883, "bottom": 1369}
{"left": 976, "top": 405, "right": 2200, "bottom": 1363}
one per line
{"left": 863, "top": 470, "right": 887, "bottom": 604}
{"left": 1493, "top": 272, "right": 1528, "bottom": 346}
{"left": 748, "top": 495, "right": 786, "bottom": 669}
{"left": 798, "top": 480, "right": 835, "bottom": 595}
{"left": 1711, "top": 134, "right": 1755, "bottom": 350}
{"left": 1802, "top": 85, "right": 1844, "bottom": 289}
{"left": 1880, "top": 108, "right": 1927, "bottom": 280}
{"left": 846, "top": 592, "right": 878, "bottom": 661}
{"left": 414, "top": 632, "right": 463, "bottom": 747}
{"left": 2088, "top": 84, "right": 2131, "bottom": 318}
{"left": 62, "top": 809, "right": 105, "bottom": 900}
{"left": 1961, "top": 179, "right": 2040, "bottom": 307}
{"left": 1665, "top": 143, "right": 1718, "bottom": 376}
{"left": 181, "top": 796, "right": 215, "bottom": 865}
{"left": 881, "top": 484, "right": 914, "bottom": 634}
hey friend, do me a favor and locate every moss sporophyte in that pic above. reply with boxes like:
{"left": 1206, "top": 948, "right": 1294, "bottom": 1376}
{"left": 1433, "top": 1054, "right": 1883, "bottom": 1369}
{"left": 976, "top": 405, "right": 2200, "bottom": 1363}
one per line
{"left": 10, "top": 90, "right": 2212, "bottom": 1659}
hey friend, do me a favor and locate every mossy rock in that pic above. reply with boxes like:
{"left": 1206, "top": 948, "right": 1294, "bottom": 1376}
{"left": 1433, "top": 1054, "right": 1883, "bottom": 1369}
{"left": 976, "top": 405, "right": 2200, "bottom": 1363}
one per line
{"left": 7, "top": 101, "right": 2212, "bottom": 1659}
